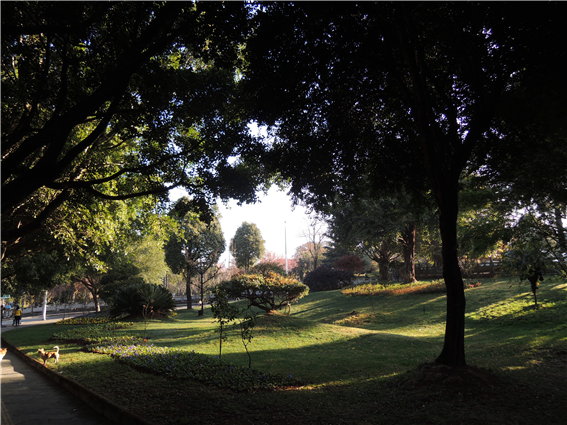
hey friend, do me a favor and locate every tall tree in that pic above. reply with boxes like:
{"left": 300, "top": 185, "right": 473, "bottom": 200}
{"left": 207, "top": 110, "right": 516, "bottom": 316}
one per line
{"left": 231, "top": 222, "right": 265, "bottom": 271}
{"left": 1, "top": 2, "right": 262, "bottom": 259}
{"left": 299, "top": 216, "right": 327, "bottom": 272}
{"left": 243, "top": 2, "right": 566, "bottom": 366}
{"left": 165, "top": 197, "right": 226, "bottom": 310}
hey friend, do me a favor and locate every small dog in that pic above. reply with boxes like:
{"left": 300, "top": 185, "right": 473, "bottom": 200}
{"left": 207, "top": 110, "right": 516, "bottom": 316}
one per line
{"left": 38, "top": 346, "right": 59, "bottom": 365}
{"left": 0, "top": 348, "right": 7, "bottom": 360}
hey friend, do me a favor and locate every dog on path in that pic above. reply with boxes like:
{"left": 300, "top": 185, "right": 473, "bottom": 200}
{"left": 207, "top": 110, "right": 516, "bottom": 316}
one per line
{"left": 38, "top": 346, "right": 59, "bottom": 365}
{"left": 0, "top": 347, "right": 6, "bottom": 360}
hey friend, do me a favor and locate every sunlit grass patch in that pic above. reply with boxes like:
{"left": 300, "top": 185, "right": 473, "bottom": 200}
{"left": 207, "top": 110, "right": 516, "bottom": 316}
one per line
{"left": 343, "top": 280, "right": 446, "bottom": 296}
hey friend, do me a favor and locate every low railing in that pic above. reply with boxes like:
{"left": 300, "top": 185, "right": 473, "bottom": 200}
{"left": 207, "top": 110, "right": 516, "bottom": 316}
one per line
{"left": 415, "top": 260, "right": 501, "bottom": 280}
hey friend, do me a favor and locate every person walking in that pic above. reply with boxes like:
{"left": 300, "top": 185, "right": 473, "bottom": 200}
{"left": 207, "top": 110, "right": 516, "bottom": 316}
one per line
{"left": 13, "top": 306, "right": 22, "bottom": 326}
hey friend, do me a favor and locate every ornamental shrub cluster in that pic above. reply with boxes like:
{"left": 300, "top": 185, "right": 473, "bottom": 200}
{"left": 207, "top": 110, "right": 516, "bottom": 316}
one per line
{"left": 87, "top": 343, "right": 301, "bottom": 392}
{"left": 304, "top": 266, "right": 353, "bottom": 292}
{"left": 217, "top": 271, "right": 309, "bottom": 312}
{"left": 109, "top": 283, "right": 176, "bottom": 318}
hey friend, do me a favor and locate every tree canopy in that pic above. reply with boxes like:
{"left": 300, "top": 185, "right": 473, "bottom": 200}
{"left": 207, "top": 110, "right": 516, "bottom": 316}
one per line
{"left": 231, "top": 222, "right": 265, "bottom": 271}
{"left": 243, "top": 2, "right": 567, "bottom": 366}
{"left": 1, "top": 2, "right": 264, "bottom": 259}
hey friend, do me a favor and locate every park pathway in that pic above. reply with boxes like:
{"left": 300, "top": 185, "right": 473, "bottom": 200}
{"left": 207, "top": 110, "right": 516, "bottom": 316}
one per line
{"left": 1, "top": 313, "right": 108, "bottom": 425}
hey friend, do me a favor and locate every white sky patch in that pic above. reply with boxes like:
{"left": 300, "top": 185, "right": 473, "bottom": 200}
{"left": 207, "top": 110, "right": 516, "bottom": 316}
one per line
{"left": 169, "top": 186, "right": 313, "bottom": 267}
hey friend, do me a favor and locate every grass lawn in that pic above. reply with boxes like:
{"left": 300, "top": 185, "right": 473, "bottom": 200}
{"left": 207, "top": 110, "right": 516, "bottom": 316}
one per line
{"left": 3, "top": 277, "right": 567, "bottom": 424}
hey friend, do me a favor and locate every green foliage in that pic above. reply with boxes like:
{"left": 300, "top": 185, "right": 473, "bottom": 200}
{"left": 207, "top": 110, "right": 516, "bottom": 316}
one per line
{"left": 128, "top": 236, "right": 171, "bottom": 286}
{"left": 238, "top": 309, "right": 257, "bottom": 368}
{"left": 109, "top": 283, "right": 176, "bottom": 318}
{"left": 231, "top": 222, "right": 265, "bottom": 271}
{"left": 218, "top": 272, "right": 309, "bottom": 312}
{"left": 52, "top": 322, "right": 136, "bottom": 344}
{"left": 304, "top": 266, "right": 353, "bottom": 292}
{"left": 2, "top": 1, "right": 263, "bottom": 270}
{"left": 165, "top": 198, "right": 226, "bottom": 307}
{"left": 210, "top": 285, "right": 241, "bottom": 360}
{"left": 99, "top": 277, "right": 145, "bottom": 306}
{"left": 249, "top": 262, "right": 286, "bottom": 277}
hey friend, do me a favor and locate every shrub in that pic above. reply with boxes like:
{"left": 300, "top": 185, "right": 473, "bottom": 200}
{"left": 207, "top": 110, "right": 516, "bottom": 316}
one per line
{"left": 333, "top": 255, "right": 365, "bottom": 274}
{"left": 109, "top": 283, "right": 176, "bottom": 318}
{"left": 304, "top": 266, "right": 353, "bottom": 292}
{"left": 218, "top": 272, "right": 309, "bottom": 313}
{"left": 249, "top": 262, "right": 287, "bottom": 276}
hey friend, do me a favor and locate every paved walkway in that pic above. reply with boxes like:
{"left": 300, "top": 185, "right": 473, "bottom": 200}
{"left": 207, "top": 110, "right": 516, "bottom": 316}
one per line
{"left": 1, "top": 313, "right": 109, "bottom": 425}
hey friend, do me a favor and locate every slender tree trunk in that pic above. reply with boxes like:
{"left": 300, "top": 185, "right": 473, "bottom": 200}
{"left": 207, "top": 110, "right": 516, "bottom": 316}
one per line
{"left": 435, "top": 186, "right": 466, "bottom": 367}
{"left": 186, "top": 279, "right": 192, "bottom": 309}
{"left": 555, "top": 207, "right": 567, "bottom": 253}
{"left": 400, "top": 222, "right": 417, "bottom": 283}
{"left": 42, "top": 290, "right": 48, "bottom": 320}
{"left": 93, "top": 290, "right": 101, "bottom": 312}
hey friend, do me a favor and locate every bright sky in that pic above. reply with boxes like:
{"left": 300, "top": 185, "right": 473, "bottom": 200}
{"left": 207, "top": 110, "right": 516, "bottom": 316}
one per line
{"left": 169, "top": 186, "right": 315, "bottom": 267}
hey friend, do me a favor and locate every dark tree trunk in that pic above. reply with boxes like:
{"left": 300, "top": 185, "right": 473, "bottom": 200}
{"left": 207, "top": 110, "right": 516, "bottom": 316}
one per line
{"left": 435, "top": 186, "right": 466, "bottom": 367}
{"left": 186, "top": 280, "right": 192, "bottom": 310}
{"left": 93, "top": 289, "right": 101, "bottom": 313}
{"left": 400, "top": 222, "right": 417, "bottom": 283}
{"left": 378, "top": 258, "right": 390, "bottom": 281}
{"left": 395, "top": 4, "right": 471, "bottom": 367}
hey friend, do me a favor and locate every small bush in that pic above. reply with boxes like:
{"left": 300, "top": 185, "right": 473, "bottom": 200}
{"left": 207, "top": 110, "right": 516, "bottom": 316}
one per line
{"left": 333, "top": 255, "right": 365, "bottom": 274}
{"left": 109, "top": 283, "right": 176, "bottom": 318}
{"left": 304, "top": 266, "right": 353, "bottom": 292}
{"left": 250, "top": 262, "right": 287, "bottom": 276}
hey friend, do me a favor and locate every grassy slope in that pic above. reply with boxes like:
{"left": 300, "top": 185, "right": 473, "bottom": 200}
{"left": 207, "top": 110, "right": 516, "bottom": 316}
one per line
{"left": 3, "top": 277, "right": 567, "bottom": 425}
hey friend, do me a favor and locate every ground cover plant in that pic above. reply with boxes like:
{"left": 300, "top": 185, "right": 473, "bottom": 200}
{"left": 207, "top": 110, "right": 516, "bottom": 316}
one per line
{"left": 86, "top": 343, "right": 300, "bottom": 391}
{"left": 55, "top": 312, "right": 129, "bottom": 325}
{"left": 3, "top": 276, "right": 566, "bottom": 425}
{"left": 52, "top": 322, "right": 136, "bottom": 345}
{"left": 342, "top": 279, "right": 448, "bottom": 296}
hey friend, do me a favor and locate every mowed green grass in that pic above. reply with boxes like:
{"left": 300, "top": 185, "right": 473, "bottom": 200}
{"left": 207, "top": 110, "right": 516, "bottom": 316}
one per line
{"left": 4, "top": 277, "right": 567, "bottom": 425}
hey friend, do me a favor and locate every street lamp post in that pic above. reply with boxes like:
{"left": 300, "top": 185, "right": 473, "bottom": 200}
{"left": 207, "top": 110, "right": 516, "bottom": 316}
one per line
{"left": 198, "top": 257, "right": 205, "bottom": 317}
{"left": 285, "top": 221, "right": 288, "bottom": 274}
